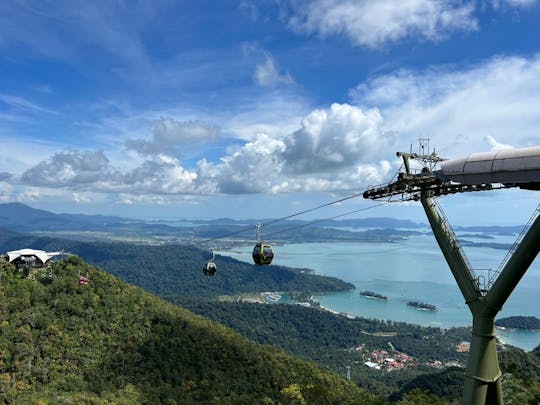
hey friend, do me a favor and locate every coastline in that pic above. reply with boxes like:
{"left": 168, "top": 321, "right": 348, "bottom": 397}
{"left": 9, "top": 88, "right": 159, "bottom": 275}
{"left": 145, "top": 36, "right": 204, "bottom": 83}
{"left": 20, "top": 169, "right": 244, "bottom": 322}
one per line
{"left": 219, "top": 240, "right": 540, "bottom": 351}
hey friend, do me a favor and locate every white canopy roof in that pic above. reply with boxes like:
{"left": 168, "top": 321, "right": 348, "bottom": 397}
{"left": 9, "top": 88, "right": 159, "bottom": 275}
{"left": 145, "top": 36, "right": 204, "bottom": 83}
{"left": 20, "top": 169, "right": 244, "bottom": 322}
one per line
{"left": 6, "top": 249, "right": 63, "bottom": 264}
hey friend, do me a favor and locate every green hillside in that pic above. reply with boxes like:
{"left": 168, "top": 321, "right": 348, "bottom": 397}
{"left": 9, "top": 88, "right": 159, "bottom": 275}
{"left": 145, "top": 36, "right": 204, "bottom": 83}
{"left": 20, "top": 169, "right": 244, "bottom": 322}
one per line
{"left": 0, "top": 256, "right": 377, "bottom": 404}
{"left": 177, "top": 299, "right": 471, "bottom": 397}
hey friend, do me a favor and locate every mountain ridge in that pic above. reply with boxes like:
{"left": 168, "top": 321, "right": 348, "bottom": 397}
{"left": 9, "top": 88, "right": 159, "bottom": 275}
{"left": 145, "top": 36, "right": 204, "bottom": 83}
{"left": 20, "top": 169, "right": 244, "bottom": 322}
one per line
{"left": 0, "top": 255, "right": 376, "bottom": 403}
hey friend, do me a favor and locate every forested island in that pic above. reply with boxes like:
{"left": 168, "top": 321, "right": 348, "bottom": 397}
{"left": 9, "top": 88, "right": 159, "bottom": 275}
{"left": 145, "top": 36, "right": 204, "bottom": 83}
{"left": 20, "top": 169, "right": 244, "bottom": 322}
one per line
{"left": 360, "top": 290, "right": 388, "bottom": 300}
{"left": 496, "top": 316, "right": 540, "bottom": 330}
{"left": 407, "top": 301, "right": 437, "bottom": 311}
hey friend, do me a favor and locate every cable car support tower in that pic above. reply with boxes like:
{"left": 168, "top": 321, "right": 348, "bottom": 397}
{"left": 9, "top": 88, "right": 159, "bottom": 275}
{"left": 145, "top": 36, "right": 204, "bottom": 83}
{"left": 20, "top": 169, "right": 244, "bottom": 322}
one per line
{"left": 364, "top": 140, "right": 540, "bottom": 405}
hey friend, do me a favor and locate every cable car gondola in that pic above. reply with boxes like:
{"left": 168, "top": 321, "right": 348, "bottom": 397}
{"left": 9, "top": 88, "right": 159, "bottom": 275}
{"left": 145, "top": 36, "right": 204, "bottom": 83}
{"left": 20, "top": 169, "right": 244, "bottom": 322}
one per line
{"left": 252, "top": 242, "right": 274, "bottom": 265}
{"left": 203, "top": 248, "right": 217, "bottom": 276}
{"left": 252, "top": 224, "right": 274, "bottom": 265}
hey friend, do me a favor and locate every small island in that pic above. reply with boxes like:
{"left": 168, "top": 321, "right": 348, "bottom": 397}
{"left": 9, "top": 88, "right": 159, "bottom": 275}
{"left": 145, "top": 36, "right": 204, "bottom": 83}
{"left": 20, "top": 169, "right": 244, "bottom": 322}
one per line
{"left": 407, "top": 301, "right": 437, "bottom": 311}
{"left": 360, "top": 291, "right": 387, "bottom": 301}
{"left": 495, "top": 316, "right": 540, "bottom": 330}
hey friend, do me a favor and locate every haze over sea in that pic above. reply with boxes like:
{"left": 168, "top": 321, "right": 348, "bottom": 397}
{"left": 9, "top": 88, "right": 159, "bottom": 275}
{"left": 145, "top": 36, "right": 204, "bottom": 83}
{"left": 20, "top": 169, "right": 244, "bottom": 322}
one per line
{"left": 220, "top": 230, "right": 540, "bottom": 351}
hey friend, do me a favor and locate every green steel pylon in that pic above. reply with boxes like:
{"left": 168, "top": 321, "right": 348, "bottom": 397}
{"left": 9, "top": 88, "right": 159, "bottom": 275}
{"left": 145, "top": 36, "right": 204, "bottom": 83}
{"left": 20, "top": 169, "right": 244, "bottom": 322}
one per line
{"left": 420, "top": 192, "right": 540, "bottom": 405}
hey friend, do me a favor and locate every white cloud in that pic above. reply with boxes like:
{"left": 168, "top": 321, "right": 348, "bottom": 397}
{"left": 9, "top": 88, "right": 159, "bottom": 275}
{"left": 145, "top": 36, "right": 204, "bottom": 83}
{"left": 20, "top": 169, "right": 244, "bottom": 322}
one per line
{"left": 196, "top": 103, "right": 395, "bottom": 194}
{"left": 72, "top": 192, "right": 91, "bottom": 204}
{"left": 490, "top": 0, "right": 538, "bottom": 8}
{"left": 13, "top": 51, "right": 540, "bottom": 201}
{"left": 254, "top": 54, "right": 294, "bottom": 87}
{"left": 0, "top": 94, "right": 58, "bottom": 115}
{"left": 285, "top": 0, "right": 478, "bottom": 48}
{"left": 350, "top": 55, "right": 540, "bottom": 156}
{"left": 122, "top": 155, "right": 199, "bottom": 194}
{"left": 192, "top": 133, "right": 286, "bottom": 194}
{"left": 117, "top": 193, "right": 171, "bottom": 206}
{"left": 281, "top": 103, "right": 394, "bottom": 173}
{"left": 11, "top": 103, "right": 396, "bottom": 196}
{"left": 19, "top": 150, "right": 120, "bottom": 187}
{"left": 20, "top": 189, "right": 42, "bottom": 201}
{"left": 485, "top": 135, "right": 514, "bottom": 151}
{"left": 125, "top": 118, "right": 219, "bottom": 156}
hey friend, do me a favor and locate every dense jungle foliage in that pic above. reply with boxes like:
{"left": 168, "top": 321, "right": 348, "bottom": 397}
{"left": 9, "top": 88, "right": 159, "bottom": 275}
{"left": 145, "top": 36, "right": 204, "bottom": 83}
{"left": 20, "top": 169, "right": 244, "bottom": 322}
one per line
{"left": 0, "top": 257, "right": 378, "bottom": 404}
{"left": 177, "top": 299, "right": 471, "bottom": 397}
{"left": 177, "top": 300, "right": 540, "bottom": 403}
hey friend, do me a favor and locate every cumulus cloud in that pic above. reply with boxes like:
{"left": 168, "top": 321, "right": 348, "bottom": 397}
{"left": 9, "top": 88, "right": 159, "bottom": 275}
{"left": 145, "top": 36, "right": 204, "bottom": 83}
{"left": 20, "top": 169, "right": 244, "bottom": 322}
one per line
{"left": 195, "top": 103, "right": 395, "bottom": 194}
{"left": 206, "top": 133, "right": 286, "bottom": 194}
{"left": 350, "top": 55, "right": 540, "bottom": 156}
{"left": 125, "top": 118, "right": 219, "bottom": 156}
{"left": 122, "top": 155, "right": 198, "bottom": 194}
{"left": 14, "top": 52, "right": 540, "bottom": 199}
{"left": 254, "top": 54, "right": 294, "bottom": 87}
{"left": 19, "top": 150, "right": 120, "bottom": 187}
{"left": 281, "top": 103, "right": 394, "bottom": 173}
{"left": 17, "top": 150, "right": 201, "bottom": 195}
{"left": 285, "top": 0, "right": 478, "bottom": 48}
{"left": 12, "top": 104, "right": 396, "bottom": 196}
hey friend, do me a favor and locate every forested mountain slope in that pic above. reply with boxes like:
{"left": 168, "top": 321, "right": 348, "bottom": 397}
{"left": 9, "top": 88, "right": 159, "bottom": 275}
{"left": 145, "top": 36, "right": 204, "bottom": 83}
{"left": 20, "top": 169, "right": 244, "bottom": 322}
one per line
{"left": 178, "top": 300, "right": 540, "bottom": 403}
{"left": 0, "top": 256, "right": 377, "bottom": 404}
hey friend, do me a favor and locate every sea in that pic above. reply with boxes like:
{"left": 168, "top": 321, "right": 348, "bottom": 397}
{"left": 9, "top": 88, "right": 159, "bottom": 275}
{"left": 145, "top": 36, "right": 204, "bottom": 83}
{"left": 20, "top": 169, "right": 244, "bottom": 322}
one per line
{"left": 217, "top": 230, "right": 540, "bottom": 351}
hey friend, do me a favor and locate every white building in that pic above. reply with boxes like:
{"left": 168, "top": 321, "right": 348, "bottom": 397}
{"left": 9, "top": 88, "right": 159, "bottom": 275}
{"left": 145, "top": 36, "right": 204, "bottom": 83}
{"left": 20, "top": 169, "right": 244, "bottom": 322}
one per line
{"left": 6, "top": 249, "right": 63, "bottom": 267}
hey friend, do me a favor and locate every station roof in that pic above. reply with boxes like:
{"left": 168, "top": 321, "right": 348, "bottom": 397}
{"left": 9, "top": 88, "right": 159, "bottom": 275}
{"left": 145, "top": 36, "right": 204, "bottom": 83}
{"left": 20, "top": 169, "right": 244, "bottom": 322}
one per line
{"left": 6, "top": 248, "right": 63, "bottom": 264}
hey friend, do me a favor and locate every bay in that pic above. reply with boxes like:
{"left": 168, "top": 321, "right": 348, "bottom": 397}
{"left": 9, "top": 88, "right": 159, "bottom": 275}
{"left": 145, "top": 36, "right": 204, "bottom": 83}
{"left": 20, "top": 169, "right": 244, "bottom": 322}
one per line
{"left": 218, "top": 232, "right": 540, "bottom": 351}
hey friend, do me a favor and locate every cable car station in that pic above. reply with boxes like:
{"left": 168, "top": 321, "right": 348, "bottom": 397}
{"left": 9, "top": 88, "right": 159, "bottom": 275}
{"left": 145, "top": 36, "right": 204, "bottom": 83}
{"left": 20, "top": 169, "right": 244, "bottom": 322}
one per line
{"left": 364, "top": 140, "right": 540, "bottom": 405}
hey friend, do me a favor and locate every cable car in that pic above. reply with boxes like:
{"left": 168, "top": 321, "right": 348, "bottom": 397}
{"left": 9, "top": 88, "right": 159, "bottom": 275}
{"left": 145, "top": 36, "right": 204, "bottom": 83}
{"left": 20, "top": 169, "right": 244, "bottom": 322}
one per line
{"left": 252, "top": 224, "right": 274, "bottom": 265}
{"left": 203, "top": 248, "right": 217, "bottom": 276}
{"left": 78, "top": 276, "right": 90, "bottom": 286}
{"left": 203, "top": 261, "right": 217, "bottom": 276}
{"left": 252, "top": 242, "right": 274, "bottom": 265}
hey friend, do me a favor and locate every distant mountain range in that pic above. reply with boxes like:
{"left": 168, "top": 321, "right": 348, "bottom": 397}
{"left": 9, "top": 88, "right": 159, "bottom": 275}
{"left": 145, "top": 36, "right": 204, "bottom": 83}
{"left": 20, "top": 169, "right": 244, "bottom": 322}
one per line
{"left": 0, "top": 203, "right": 522, "bottom": 246}
{"left": 0, "top": 202, "right": 424, "bottom": 229}
{"left": 0, "top": 202, "right": 427, "bottom": 243}
{"left": 0, "top": 202, "right": 129, "bottom": 230}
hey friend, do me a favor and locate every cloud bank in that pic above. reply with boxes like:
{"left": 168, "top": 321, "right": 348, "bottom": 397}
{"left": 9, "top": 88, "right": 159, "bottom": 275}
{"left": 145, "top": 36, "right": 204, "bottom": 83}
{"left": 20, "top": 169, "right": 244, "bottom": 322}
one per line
{"left": 5, "top": 54, "right": 540, "bottom": 202}
{"left": 7, "top": 103, "right": 394, "bottom": 196}
{"left": 281, "top": 0, "right": 539, "bottom": 48}
{"left": 285, "top": 0, "right": 478, "bottom": 48}
{"left": 125, "top": 118, "right": 220, "bottom": 156}
{"left": 350, "top": 54, "right": 540, "bottom": 155}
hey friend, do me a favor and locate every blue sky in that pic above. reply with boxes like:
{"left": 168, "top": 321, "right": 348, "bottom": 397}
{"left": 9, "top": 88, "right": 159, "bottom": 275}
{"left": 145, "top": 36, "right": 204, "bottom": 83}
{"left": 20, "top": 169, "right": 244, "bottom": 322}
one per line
{"left": 1, "top": 0, "right": 540, "bottom": 225}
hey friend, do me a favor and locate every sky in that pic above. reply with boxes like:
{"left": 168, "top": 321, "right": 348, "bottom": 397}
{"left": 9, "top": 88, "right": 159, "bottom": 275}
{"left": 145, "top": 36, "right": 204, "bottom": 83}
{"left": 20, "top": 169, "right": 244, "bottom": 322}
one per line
{"left": 1, "top": 0, "right": 540, "bottom": 225}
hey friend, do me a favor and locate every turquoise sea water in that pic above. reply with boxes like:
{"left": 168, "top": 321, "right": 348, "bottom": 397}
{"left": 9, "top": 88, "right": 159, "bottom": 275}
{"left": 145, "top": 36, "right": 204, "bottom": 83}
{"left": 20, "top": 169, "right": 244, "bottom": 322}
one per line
{"left": 218, "top": 232, "right": 540, "bottom": 351}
